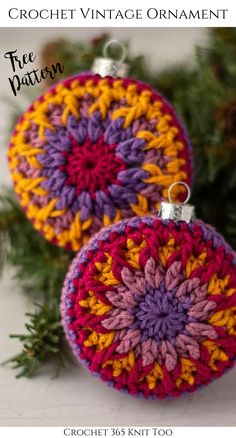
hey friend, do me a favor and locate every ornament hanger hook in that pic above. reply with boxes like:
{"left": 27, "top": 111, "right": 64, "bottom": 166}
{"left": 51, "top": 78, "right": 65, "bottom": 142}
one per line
{"left": 159, "top": 181, "right": 194, "bottom": 223}
{"left": 103, "top": 40, "right": 127, "bottom": 64}
{"left": 91, "top": 40, "right": 129, "bottom": 78}
{"left": 168, "top": 181, "right": 191, "bottom": 205}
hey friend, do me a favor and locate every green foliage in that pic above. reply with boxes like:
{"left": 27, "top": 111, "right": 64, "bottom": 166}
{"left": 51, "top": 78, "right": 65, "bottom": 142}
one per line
{"left": 5, "top": 304, "right": 66, "bottom": 378}
{"left": 0, "top": 192, "right": 73, "bottom": 375}
{"left": 153, "top": 32, "right": 236, "bottom": 248}
{"left": 1, "top": 29, "right": 236, "bottom": 377}
{"left": 0, "top": 191, "right": 72, "bottom": 299}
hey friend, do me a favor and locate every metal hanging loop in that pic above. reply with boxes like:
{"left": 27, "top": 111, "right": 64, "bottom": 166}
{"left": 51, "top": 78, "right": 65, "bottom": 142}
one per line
{"left": 103, "top": 40, "right": 127, "bottom": 64}
{"left": 159, "top": 181, "right": 195, "bottom": 223}
{"left": 91, "top": 40, "right": 129, "bottom": 78}
{"left": 168, "top": 181, "right": 191, "bottom": 205}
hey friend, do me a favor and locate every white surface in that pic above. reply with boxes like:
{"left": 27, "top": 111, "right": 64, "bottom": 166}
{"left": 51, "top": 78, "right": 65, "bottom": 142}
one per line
{"left": 1, "top": 28, "right": 236, "bottom": 427}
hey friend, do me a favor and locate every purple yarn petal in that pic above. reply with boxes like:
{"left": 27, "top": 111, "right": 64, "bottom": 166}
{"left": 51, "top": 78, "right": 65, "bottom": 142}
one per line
{"left": 104, "top": 118, "right": 132, "bottom": 144}
{"left": 116, "top": 138, "right": 146, "bottom": 164}
{"left": 44, "top": 127, "right": 71, "bottom": 152}
{"left": 95, "top": 191, "right": 116, "bottom": 219}
{"left": 78, "top": 191, "right": 93, "bottom": 221}
{"left": 41, "top": 169, "right": 66, "bottom": 191}
{"left": 67, "top": 114, "right": 88, "bottom": 144}
{"left": 108, "top": 184, "right": 137, "bottom": 207}
{"left": 87, "top": 111, "right": 109, "bottom": 143}
{"left": 55, "top": 185, "right": 76, "bottom": 210}
{"left": 37, "top": 151, "right": 66, "bottom": 167}
{"left": 117, "top": 168, "right": 149, "bottom": 192}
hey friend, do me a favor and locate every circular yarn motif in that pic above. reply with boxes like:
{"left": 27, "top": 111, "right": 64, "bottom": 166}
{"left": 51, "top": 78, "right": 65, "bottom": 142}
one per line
{"left": 61, "top": 216, "right": 236, "bottom": 398}
{"left": 8, "top": 74, "right": 191, "bottom": 251}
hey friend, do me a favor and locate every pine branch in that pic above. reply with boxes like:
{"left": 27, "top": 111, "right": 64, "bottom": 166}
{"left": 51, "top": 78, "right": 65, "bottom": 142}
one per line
{"left": 4, "top": 303, "right": 67, "bottom": 378}
{"left": 0, "top": 190, "right": 73, "bottom": 300}
{"left": 0, "top": 191, "right": 74, "bottom": 376}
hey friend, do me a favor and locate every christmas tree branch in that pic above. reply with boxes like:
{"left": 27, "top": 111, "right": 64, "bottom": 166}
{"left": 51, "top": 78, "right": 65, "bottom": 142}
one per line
{"left": 4, "top": 303, "right": 68, "bottom": 378}
{"left": 0, "top": 191, "right": 73, "bottom": 375}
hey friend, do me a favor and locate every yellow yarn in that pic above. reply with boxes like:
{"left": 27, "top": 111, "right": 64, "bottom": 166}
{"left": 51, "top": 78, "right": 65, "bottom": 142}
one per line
{"left": 176, "top": 358, "right": 196, "bottom": 387}
{"left": 130, "top": 194, "right": 149, "bottom": 216}
{"left": 125, "top": 238, "right": 146, "bottom": 269}
{"left": 103, "top": 351, "right": 135, "bottom": 377}
{"left": 209, "top": 307, "right": 236, "bottom": 335}
{"left": 103, "top": 210, "right": 122, "bottom": 227}
{"left": 95, "top": 253, "right": 120, "bottom": 286}
{"left": 208, "top": 274, "right": 235, "bottom": 296}
{"left": 84, "top": 331, "right": 115, "bottom": 351}
{"left": 145, "top": 362, "right": 164, "bottom": 390}
{"left": 185, "top": 252, "right": 207, "bottom": 277}
{"left": 79, "top": 290, "right": 112, "bottom": 316}
{"left": 203, "top": 340, "right": 229, "bottom": 371}
{"left": 159, "top": 237, "right": 179, "bottom": 267}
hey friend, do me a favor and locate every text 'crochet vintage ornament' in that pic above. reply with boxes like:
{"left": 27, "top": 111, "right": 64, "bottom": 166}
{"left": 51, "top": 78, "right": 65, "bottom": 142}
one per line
{"left": 61, "top": 215, "right": 236, "bottom": 398}
{"left": 8, "top": 74, "right": 192, "bottom": 251}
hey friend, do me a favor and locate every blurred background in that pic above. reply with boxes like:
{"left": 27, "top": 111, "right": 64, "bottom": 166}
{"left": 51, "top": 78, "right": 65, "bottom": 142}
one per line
{"left": 1, "top": 27, "right": 236, "bottom": 427}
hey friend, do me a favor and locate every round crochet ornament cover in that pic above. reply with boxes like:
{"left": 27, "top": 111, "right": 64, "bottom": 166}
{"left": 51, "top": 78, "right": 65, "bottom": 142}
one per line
{"left": 61, "top": 214, "right": 236, "bottom": 399}
{"left": 8, "top": 73, "right": 192, "bottom": 251}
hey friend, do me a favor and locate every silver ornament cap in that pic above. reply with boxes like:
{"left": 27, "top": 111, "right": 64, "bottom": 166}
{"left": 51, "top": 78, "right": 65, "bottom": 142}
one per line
{"left": 159, "top": 182, "right": 195, "bottom": 223}
{"left": 91, "top": 40, "right": 129, "bottom": 78}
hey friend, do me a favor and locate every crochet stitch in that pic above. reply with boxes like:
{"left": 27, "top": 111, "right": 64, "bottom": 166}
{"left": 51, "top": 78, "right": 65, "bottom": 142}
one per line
{"left": 8, "top": 74, "right": 192, "bottom": 251}
{"left": 61, "top": 215, "right": 236, "bottom": 398}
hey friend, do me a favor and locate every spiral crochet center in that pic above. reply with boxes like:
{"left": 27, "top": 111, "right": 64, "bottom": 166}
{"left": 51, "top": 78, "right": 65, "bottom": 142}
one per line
{"left": 63, "top": 134, "right": 125, "bottom": 195}
{"left": 132, "top": 282, "right": 191, "bottom": 342}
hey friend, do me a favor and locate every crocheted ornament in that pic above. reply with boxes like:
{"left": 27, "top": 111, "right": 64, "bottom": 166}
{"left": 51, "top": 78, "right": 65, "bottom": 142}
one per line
{"left": 8, "top": 50, "right": 192, "bottom": 251}
{"left": 61, "top": 191, "right": 236, "bottom": 399}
